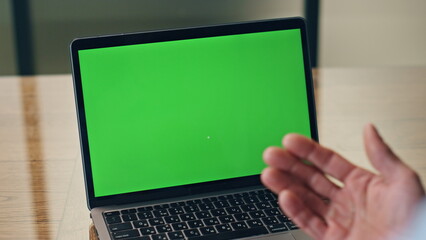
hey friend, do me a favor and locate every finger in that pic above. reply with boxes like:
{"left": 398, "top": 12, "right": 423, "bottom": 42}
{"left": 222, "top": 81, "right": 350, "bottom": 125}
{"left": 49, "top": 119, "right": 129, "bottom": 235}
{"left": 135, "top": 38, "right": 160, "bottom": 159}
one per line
{"left": 363, "top": 123, "right": 407, "bottom": 178}
{"left": 283, "top": 134, "right": 367, "bottom": 183}
{"left": 263, "top": 146, "right": 340, "bottom": 199}
{"left": 261, "top": 167, "right": 329, "bottom": 217}
{"left": 279, "top": 190, "right": 327, "bottom": 240}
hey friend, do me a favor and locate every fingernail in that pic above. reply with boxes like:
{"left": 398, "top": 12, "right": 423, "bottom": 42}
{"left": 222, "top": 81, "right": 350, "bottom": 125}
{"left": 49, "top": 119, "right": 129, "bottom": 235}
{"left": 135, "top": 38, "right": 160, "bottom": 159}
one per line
{"left": 368, "top": 123, "right": 385, "bottom": 143}
{"left": 371, "top": 124, "right": 380, "bottom": 136}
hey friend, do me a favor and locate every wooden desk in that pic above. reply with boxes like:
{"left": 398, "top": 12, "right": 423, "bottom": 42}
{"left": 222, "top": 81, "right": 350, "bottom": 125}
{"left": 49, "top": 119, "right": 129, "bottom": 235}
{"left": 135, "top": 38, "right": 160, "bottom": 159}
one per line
{"left": 0, "top": 68, "right": 425, "bottom": 240}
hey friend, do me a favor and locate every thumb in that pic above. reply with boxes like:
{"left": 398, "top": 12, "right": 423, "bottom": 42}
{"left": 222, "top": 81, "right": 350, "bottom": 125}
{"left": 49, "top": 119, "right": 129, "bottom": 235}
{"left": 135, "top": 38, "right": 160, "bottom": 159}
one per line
{"left": 363, "top": 123, "right": 403, "bottom": 178}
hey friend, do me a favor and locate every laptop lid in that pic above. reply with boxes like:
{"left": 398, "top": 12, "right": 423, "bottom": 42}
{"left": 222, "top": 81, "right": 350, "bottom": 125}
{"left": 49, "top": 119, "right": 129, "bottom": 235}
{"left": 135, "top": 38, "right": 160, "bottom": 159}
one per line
{"left": 70, "top": 17, "right": 318, "bottom": 210}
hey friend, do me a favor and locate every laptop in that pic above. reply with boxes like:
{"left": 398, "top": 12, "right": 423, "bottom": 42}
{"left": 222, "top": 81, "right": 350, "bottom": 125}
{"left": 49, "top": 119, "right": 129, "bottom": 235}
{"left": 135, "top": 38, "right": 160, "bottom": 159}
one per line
{"left": 70, "top": 17, "right": 317, "bottom": 240}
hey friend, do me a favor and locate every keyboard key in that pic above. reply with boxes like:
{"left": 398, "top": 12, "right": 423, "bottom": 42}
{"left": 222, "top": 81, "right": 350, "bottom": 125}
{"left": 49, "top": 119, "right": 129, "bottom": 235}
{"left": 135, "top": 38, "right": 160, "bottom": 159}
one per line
{"left": 285, "top": 221, "right": 299, "bottom": 230}
{"left": 140, "top": 227, "right": 156, "bottom": 235}
{"left": 186, "top": 200, "right": 199, "bottom": 205}
{"left": 276, "top": 215, "right": 290, "bottom": 223}
{"left": 187, "top": 220, "right": 204, "bottom": 228}
{"left": 138, "top": 206, "right": 153, "bottom": 212}
{"left": 231, "top": 221, "right": 248, "bottom": 230}
{"left": 106, "top": 216, "right": 122, "bottom": 224}
{"left": 167, "top": 231, "right": 185, "bottom": 240}
{"left": 213, "top": 200, "right": 229, "bottom": 208}
{"left": 164, "top": 216, "right": 181, "bottom": 223}
{"left": 156, "top": 224, "right": 173, "bottom": 233}
{"left": 240, "top": 204, "right": 257, "bottom": 212}
{"left": 254, "top": 190, "right": 265, "bottom": 195}
{"left": 203, "top": 217, "right": 220, "bottom": 226}
{"left": 228, "top": 199, "right": 244, "bottom": 206}
{"left": 180, "top": 213, "right": 196, "bottom": 221}
{"left": 250, "top": 190, "right": 260, "bottom": 196}
{"left": 218, "top": 196, "right": 227, "bottom": 201}
{"left": 170, "top": 202, "right": 180, "bottom": 207}
{"left": 109, "top": 222, "right": 132, "bottom": 232}
{"left": 262, "top": 216, "right": 279, "bottom": 225}
{"left": 168, "top": 207, "right": 184, "bottom": 215}
{"left": 198, "top": 203, "right": 214, "bottom": 211}
{"left": 138, "top": 211, "right": 154, "bottom": 219}
{"left": 210, "top": 209, "right": 226, "bottom": 217}
{"left": 149, "top": 218, "right": 165, "bottom": 226}
{"left": 256, "top": 202, "right": 272, "bottom": 209}
{"left": 234, "top": 193, "right": 244, "bottom": 198}
{"left": 133, "top": 220, "right": 149, "bottom": 228}
{"left": 199, "top": 226, "right": 217, "bottom": 235}
{"left": 247, "top": 219, "right": 263, "bottom": 228}
{"left": 153, "top": 209, "right": 169, "bottom": 217}
{"left": 269, "top": 200, "right": 279, "bottom": 208}
{"left": 225, "top": 206, "right": 241, "bottom": 214}
{"left": 234, "top": 213, "right": 251, "bottom": 221}
{"left": 184, "top": 229, "right": 201, "bottom": 238}
{"left": 264, "top": 208, "right": 281, "bottom": 216}
{"left": 263, "top": 189, "right": 273, "bottom": 194}
{"left": 104, "top": 211, "right": 120, "bottom": 217}
{"left": 171, "top": 222, "right": 189, "bottom": 231}
{"left": 258, "top": 193, "right": 275, "bottom": 202}
{"left": 218, "top": 215, "right": 235, "bottom": 223}
{"left": 160, "top": 204, "right": 170, "bottom": 209}
{"left": 151, "top": 233, "right": 168, "bottom": 240}
{"left": 249, "top": 210, "right": 266, "bottom": 219}
{"left": 243, "top": 196, "right": 260, "bottom": 204}
{"left": 215, "top": 224, "right": 232, "bottom": 233}
{"left": 154, "top": 204, "right": 168, "bottom": 210}
{"left": 128, "top": 237, "right": 150, "bottom": 240}
{"left": 121, "top": 208, "right": 137, "bottom": 214}
{"left": 208, "top": 196, "right": 218, "bottom": 202}
{"left": 122, "top": 214, "right": 138, "bottom": 222}
{"left": 113, "top": 229, "right": 140, "bottom": 239}
{"left": 241, "top": 192, "right": 250, "bottom": 197}
{"left": 195, "top": 211, "right": 212, "bottom": 219}
{"left": 184, "top": 205, "right": 200, "bottom": 213}
{"left": 224, "top": 194, "right": 234, "bottom": 199}
{"left": 268, "top": 223, "right": 289, "bottom": 233}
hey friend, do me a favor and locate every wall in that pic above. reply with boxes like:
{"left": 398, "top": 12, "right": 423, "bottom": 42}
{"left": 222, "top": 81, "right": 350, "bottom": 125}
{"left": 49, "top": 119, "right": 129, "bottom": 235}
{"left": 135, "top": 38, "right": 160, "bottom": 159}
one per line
{"left": 4, "top": 1, "right": 426, "bottom": 75}
{"left": 30, "top": 0, "right": 302, "bottom": 74}
{"left": 320, "top": 0, "right": 426, "bottom": 67}
{"left": 0, "top": 0, "right": 16, "bottom": 76}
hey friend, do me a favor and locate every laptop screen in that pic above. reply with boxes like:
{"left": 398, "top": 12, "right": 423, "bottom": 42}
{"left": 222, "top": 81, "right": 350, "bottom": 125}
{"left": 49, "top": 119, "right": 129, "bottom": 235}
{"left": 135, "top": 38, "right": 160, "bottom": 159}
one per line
{"left": 78, "top": 28, "right": 311, "bottom": 198}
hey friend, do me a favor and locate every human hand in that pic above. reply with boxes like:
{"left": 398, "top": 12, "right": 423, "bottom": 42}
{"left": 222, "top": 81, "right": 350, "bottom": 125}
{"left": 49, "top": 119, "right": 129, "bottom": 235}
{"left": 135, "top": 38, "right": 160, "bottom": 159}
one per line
{"left": 261, "top": 124, "right": 425, "bottom": 240}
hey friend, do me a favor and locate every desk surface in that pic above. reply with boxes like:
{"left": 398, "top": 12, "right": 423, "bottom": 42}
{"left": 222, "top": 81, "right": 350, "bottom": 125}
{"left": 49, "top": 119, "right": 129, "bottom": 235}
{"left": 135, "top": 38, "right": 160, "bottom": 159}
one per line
{"left": 0, "top": 67, "right": 425, "bottom": 240}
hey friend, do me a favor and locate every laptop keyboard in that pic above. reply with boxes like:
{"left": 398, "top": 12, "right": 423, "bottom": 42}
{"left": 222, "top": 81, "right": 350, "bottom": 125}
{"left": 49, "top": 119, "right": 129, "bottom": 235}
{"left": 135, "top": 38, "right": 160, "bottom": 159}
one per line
{"left": 103, "top": 189, "right": 298, "bottom": 240}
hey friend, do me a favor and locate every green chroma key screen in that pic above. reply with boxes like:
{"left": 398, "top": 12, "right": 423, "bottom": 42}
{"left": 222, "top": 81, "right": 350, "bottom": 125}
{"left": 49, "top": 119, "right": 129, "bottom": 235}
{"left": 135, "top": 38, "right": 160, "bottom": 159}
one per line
{"left": 78, "top": 28, "right": 311, "bottom": 197}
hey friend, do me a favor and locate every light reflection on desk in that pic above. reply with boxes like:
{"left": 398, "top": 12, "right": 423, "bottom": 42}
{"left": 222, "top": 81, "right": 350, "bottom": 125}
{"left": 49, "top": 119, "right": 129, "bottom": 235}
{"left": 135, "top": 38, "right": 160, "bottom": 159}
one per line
{"left": 0, "top": 75, "right": 87, "bottom": 239}
{"left": 21, "top": 77, "right": 51, "bottom": 240}
{"left": 0, "top": 68, "right": 425, "bottom": 240}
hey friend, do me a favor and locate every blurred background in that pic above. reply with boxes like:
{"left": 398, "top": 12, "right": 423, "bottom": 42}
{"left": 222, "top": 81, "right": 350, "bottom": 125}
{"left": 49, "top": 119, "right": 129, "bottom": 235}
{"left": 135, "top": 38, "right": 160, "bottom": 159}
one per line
{"left": 1, "top": 0, "right": 425, "bottom": 76}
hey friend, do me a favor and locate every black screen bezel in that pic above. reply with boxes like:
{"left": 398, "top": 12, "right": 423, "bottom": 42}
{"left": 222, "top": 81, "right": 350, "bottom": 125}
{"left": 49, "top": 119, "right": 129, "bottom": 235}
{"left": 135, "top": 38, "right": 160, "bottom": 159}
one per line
{"left": 70, "top": 17, "right": 318, "bottom": 209}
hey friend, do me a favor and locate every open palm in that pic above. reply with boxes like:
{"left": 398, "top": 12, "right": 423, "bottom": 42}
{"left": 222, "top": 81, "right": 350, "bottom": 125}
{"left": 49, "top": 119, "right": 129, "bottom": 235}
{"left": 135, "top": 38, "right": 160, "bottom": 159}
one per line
{"left": 261, "top": 124, "right": 425, "bottom": 240}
